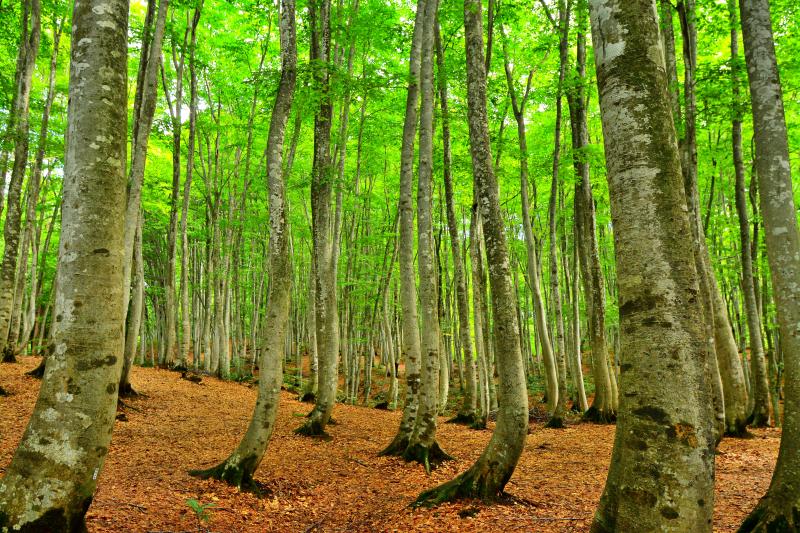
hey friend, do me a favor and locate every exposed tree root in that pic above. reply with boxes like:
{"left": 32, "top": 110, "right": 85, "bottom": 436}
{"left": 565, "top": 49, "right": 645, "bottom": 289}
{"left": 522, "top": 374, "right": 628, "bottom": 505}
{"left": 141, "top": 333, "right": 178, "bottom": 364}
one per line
{"left": 294, "top": 418, "right": 332, "bottom": 441}
{"left": 1, "top": 347, "right": 17, "bottom": 363}
{"left": 738, "top": 498, "right": 800, "bottom": 533}
{"left": 447, "top": 412, "right": 477, "bottom": 426}
{"left": 725, "top": 420, "right": 753, "bottom": 439}
{"left": 469, "top": 415, "right": 487, "bottom": 430}
{"left": 118, "top": 382, "right": 141, "bottom": 398}
{"left": 25, "top": 359, "right": 46, "bottom": 378}
{"left": 378, "top": 433, "right": 410, "bottom": 457}
{"left": 413, "top": 461, "right": 498, "bottom": 508}
{"left": 299, "top": 391, "right": 316, "bottom": 403}
{"left": 402, "top": 441, "right": 453, "bottom": 474}
{"left": 583, "top": 406, "right": 616, "bottom": 424}
{"left": 188, "top": 456, "right": 261, "bottom": 494}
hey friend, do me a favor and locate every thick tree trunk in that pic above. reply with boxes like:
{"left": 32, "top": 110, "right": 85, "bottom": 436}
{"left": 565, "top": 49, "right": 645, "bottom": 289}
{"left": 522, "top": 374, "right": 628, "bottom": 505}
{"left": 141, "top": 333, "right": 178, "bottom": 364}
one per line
{"left": 738, "top": 0, "right": 800, "bottom": 528}
{"left": 589, "top": 1, "right": 714, "bottom": 530}
{"left": 379, "top": 0, "right": 426, "bottom": 456}
{"left": 190, "top": 0, "right": 296, "bottom": 489}
{"left": 0, "top": 0, "right": 128, "bottom": 527}
{"left": 0, "top": 0, "right": 40, "bottom": 360}
{"left": 415, "top": 0, "right": 528, "bottom": 504}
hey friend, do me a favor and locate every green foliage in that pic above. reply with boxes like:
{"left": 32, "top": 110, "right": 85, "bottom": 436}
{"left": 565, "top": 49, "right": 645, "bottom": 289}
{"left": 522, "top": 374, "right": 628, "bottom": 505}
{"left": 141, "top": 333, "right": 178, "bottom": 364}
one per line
{"left": 185, "top": 498, "right": 216, "bottom": 524}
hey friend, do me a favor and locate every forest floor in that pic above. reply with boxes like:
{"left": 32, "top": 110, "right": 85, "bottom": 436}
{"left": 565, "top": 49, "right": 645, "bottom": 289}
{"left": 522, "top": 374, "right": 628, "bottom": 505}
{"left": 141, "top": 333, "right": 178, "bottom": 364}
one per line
{"left": 0, "top": 356, "right": 781, "bottom": 533}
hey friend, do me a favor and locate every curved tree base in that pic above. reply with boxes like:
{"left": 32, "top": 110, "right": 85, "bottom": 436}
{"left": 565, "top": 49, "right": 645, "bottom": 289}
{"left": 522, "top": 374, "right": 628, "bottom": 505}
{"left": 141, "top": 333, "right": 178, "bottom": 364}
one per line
{"left": 26, "top": 359, "right": 46, "bottom": 378}
{"left": 739, "top": 497, "right": 799, "bottom": 532}
{"left": 447, "top": 412, "right": 477, "bottom": 426}
{"left": 402, "top": 441, "right": 453, "bottom": 474}
{"left": 118, "top": 382, "right": 140, "bottom": 399}
{"left": 413, "top": 460, "right": 500, "bottom": 508}
{"left": 469, "top": 416, "right": 488, "bottom": 430}
{"left": 188, "top": 456, "right": 260, "bottom": 493}
{"left": 378, "top": 432, "right": 410, "bottom": 457}
{"left": 748, "top": 411, "right": 771, "bottom": 429}
{"left": 1, "top": 347, "right": 17, "bottom": 363}
{"left": 725, "top": 419, "right": 752, "bottom": 438}
{"left": 0, "top": 506, "right": 91, "bottom": 533}
{"left": 544, "top": 415, "right": 565, "bottom": 429}
{"left": 299, "top": 391, "right": 316, "bottom": 403}
{"left": 583, "top": 405, "right": 616, "bottom": 424}
{"left": 294, "top": 418, "right": 332, "bottom": 441}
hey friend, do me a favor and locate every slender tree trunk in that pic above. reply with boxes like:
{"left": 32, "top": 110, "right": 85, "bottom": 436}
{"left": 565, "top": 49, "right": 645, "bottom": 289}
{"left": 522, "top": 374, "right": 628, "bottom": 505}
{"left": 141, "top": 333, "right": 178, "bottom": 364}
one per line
{"left": 415, "top": 0, "right": 528, "bottom": 504}
{"left": 122, "top": 0, "right": 170, "bottom": 326}
{"left": 190, "top": 0, "right": 296, "bottom": 488}
{"left": 589, "top": 2, "right": 715, "bottom": 530}
{"left": 0, "top": 0, "right": 40, "bottom": 360}
{"left": 379, "top": 0, "right": 427, "bottom": 456}
{"left": 120, "top": 213, "right": 144, "bottom": 395}
{"left": 403, "top": 0, "right": 449, "bottom": 472}
{"left": 0, "top": 0, "right": 128, "bottom": 527}
{"left": 437, "top": 20, "right": 477, "bottom": 425}
{"left": 500, "top": 27, "right": 558, "bottom": 417}
{"left": 298, "top": 0, "right": 340, "bottom": 437}
{"left": 738, "top": 0, "right": 800, "bottom": 528}
{"left": 180, "top": 5, "right": 202, "bottom": 367}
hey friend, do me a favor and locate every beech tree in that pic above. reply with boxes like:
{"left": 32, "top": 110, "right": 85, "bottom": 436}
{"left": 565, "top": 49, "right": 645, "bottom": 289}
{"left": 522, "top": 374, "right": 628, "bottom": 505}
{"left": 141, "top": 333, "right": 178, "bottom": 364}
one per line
{"left": 0, "top": 0, "right": 129, "bottom": 527}
{"left": 738, "top": 0, "right": 800, "bottom": 528}
{"left": 589, "top": 0, "right": 715, "bottom": 530}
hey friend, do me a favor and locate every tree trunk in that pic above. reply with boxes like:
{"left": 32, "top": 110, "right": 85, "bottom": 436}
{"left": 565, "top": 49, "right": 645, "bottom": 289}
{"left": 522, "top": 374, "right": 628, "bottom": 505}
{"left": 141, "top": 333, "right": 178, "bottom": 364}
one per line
{"left": 738, "top": 0, "right": 800, "bottom": 528}
{"left": 0, "top": 0, "right": 128, "bottom": 527}
{"left": 379, "top": 0, "right": 427, "bottom": 456}
{"left": 403, "top": 0, "right": 449, "bottom": 472}
{"left": 0, "top": 0, "right": 40, "bottom": 360}
{"left": 500, "top": 26, "right": 558, "bottom": 418}
{"left": 180, "top": 5, "right": 202, "bottom": 368}
{"left": 415, "top": 0, "right": 528, "bottom": 504}
{"left": 189, "top": 0, "right": 296, "bottom": 489}
{"left": 297, "top": 0, "right": 340, "bottom": 438}
{"left": 589, "top": 1, "right": 714, "bottom": 530}
{"left": 437, "top": 20, "right": 477, "bottom": 425}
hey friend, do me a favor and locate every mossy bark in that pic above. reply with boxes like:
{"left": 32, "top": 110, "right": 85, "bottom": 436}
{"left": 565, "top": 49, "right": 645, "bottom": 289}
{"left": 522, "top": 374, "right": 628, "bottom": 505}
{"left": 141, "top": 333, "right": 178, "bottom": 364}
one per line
{"left": 415, "top": 0, "right": 530, "bottom": 507}
{"left": 0, "top": 0, "right": 129, "bottom": 527}
{"left": 588, "top": 1, "right": 715, "bottom": 530}
{"left": 738, "top": 0, "right": 800, "bottom": 528}
{"left": 381, "top": 0, "right": 426, "bottom": 456}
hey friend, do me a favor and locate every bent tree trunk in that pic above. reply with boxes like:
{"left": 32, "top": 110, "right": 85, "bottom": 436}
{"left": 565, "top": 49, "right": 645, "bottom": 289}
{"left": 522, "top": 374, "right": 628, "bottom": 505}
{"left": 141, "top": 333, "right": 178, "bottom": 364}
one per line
{"left": 189, "top": 0, "right": 296, "bottom": 490}
{"left": 738, "top": 0, "right": 800, "bottom": 528}
{"left": 379, "top": 0, "right": 426, "bottom": 456}
{"left": 0, "top": 0, "right": 129, "bottom": 528}
{"left": 415, "top": 0, "right": 528, "bottom": 505}
{"left": 589, "top": 1, "right": 714, "bottom": 531}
